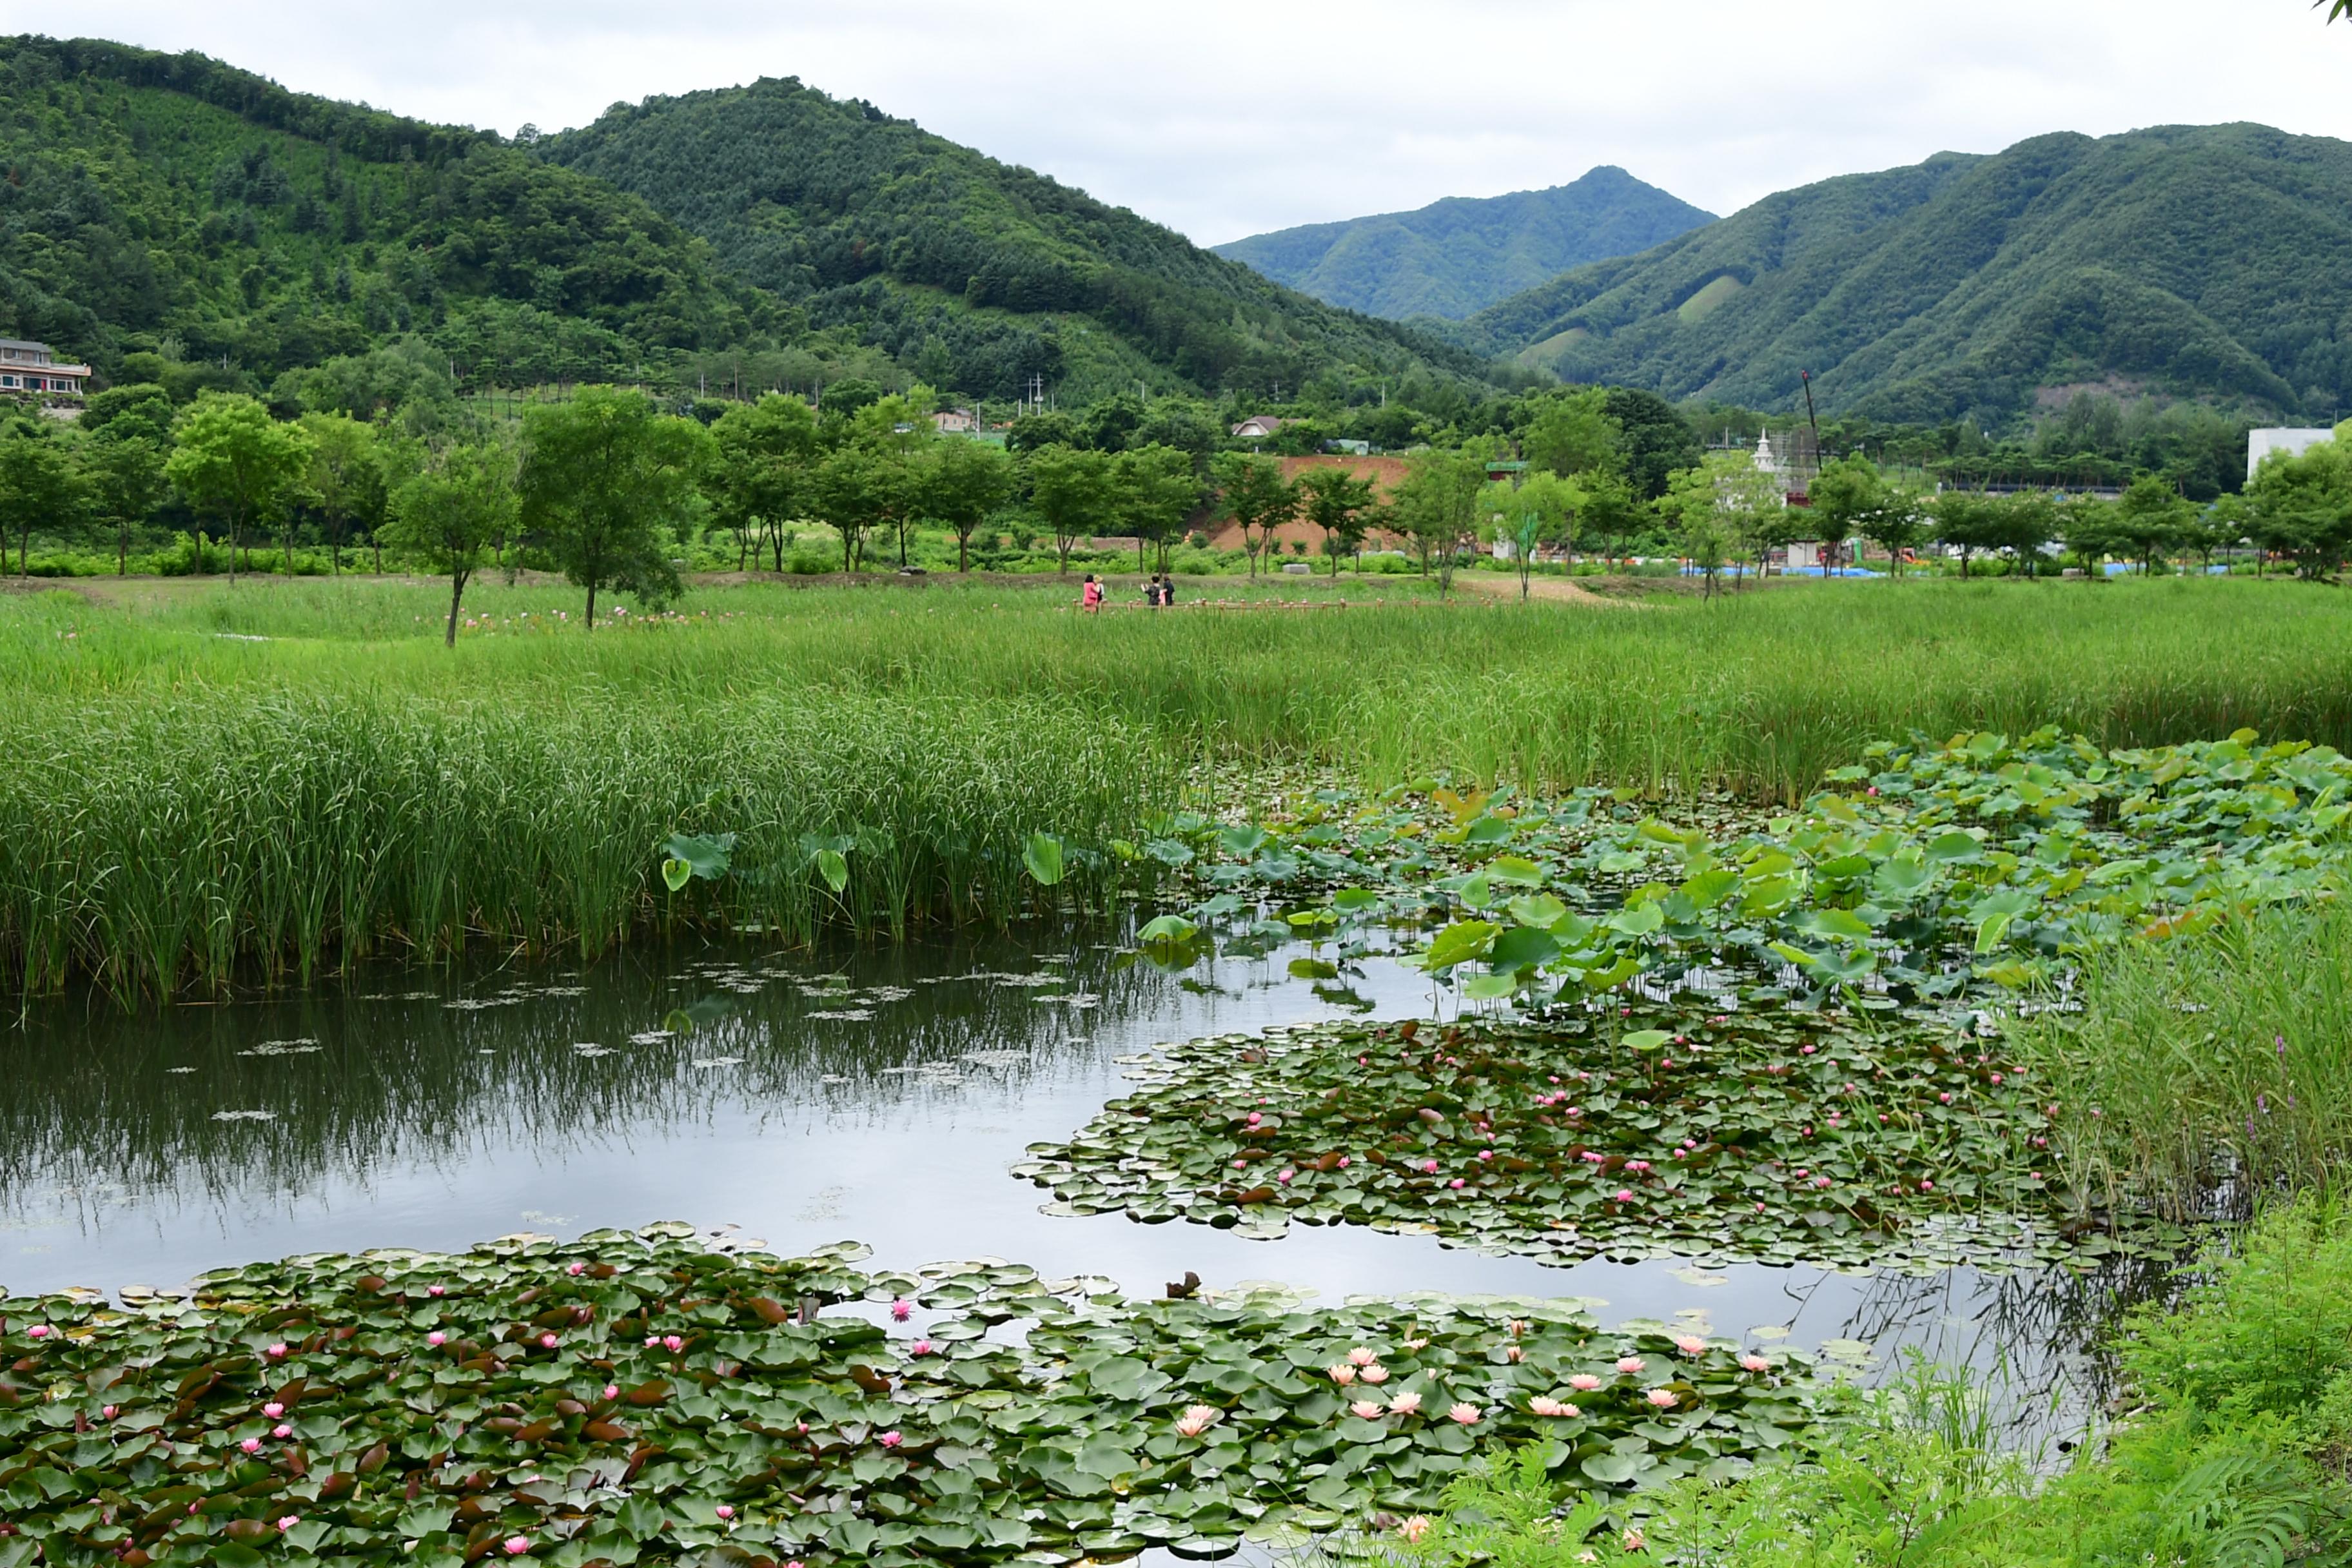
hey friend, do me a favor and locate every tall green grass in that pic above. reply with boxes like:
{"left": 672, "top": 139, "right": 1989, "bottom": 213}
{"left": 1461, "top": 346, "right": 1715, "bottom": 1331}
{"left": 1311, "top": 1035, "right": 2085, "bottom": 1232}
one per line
{"left": 0, "top": 685, "right": 1163, "bottom": 1001}
{"left": 2020, "top": 905, "right": 2352, "bottom": 1222}
{"left": 13, "top": 574, "right": 2352, "bottom": 995}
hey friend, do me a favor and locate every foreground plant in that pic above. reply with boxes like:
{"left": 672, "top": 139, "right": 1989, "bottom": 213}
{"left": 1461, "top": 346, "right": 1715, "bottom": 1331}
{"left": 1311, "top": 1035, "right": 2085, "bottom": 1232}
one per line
{"left": 0, "top": 1228, "right": 1835, "bottom": 1567}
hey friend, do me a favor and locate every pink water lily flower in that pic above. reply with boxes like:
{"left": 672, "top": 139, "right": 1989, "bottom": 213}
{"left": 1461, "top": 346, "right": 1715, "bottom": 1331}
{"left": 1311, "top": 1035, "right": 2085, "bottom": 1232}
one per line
{"left": 239, "top": 1437, "right": 263, "bottom": 1455}
{"left": 879, "top": 1431, "right": 903, "bottom": 1449}
{"left": 503, "top": 1536, "right": 530, "bottom": 1556}
{"left": 1357, "top": 1364, "right": 1389, "bottom": 1385}
{"left": 910, "top": 1339, "right": 936, "bottom": 1357}
{"left": 1616, "top": 1357, "right": 1645, "bottom": 1375}
{"left": 1398, "top": 1517, "right": 1431, "bottom": 1545}
{"left": 1328, "top": 1364, "right": 1357, "bottom": 1386}
{"left": 427, "top": 1285, "right": 446, "bottom": 1297}
{"left": 1645, "top": 1388, "right": 1679, "bottom": 1409}
{"left": 715, "top": 1505, "right": 734, "bottom": 1520}
{"left": 272, "top": 1424, "right": 292, "bottom": 1439}
{"left": 540, "top": 1333, "right": 559, "bottom": 1349}
{"left": 265, "top": 1344, "right": 288, "bottom": 1360}
{"left": 1674, "top": 1335, "right": 1707, "bottom": 1357}
{"left": 1387, "top": 1389, "right": 1424, "bottom": 1416}
{"left": 1505, "top": 1346, "right": 1524, "bottom": 1364}
{"left": 263, "top": 1402, "right": 284, "bottom": 1418}
{"left": 890, "top": 1298, "right": 914, "bottom": 1320}
{"left": 1348, "top": 1346, "right": 1378, "bottom": 1366}
{"left": 277, "top": 1516, "right": 299, "bottom": 1531}
{"left": 1569, "top": 1374, "right": 1603, "bottom": 1392}
{"left": 567, "top": 1262, "right": 585, "bottom": 1277}
{"left": 1348, "top": 1400, "right": 1386, "bottom": 1420}
{"left": 1528, "top": 1397, "right": 1580, "bottom": 1418}
{"left": 1420, "top": 1159, "right": 1440, "bottom": 1174}
{"left": 1175, "top": 1405, "right": 1222, "bottom": 1437}
{"left": 101, "top": 1405, "right": 117, "bottom": 1420}
{"left": 1740, "top": 1354, "right": 1772, "bottom": 1373}
{"left": 1447, "top": 1403, "right": 1482, "bottom": 1426}
{"left": 663, "top": 1335, "right": 685, "bottom": 1353}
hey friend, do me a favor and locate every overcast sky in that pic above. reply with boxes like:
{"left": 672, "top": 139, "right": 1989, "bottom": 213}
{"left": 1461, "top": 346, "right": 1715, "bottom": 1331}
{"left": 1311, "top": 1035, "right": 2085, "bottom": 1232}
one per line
{"left": 7, "top": 1, "right": 2349, "bottom": 246}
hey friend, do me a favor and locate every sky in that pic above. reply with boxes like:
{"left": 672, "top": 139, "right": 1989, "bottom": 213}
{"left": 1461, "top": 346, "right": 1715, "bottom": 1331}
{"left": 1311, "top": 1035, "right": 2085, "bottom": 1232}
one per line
{"left": 5, "top": 1, "right": 2349, "bottom": 246}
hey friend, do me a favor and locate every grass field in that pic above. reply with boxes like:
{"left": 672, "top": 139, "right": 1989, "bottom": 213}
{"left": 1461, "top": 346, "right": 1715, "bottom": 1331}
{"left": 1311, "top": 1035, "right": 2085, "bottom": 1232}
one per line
{"left": 11, "top": 573, "right": 2352, "bottom": 996}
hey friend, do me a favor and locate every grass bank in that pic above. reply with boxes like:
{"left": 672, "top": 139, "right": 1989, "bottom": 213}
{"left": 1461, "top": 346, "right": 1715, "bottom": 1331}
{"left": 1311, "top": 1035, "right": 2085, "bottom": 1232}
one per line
{"left": 12, "top": 574, "right": 2352, "bottom": 997}
{"left": 1400, "top": 1199, "right": 2352, "bottom": 1564}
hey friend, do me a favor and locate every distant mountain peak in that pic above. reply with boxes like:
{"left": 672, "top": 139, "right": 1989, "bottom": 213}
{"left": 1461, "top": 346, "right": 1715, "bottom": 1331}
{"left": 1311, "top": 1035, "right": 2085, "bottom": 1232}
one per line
{"left": 1457, "top": 122, "right": 2352, "bottom": 426}
{"left": 1213, "top": 169, "right": 1716, "bottom": 320}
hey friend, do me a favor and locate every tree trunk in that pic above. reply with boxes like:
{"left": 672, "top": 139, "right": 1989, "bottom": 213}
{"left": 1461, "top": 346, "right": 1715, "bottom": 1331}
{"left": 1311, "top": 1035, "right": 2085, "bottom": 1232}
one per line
{"left": 959, "top": 532, "right": 970, "bottom": 573}
{"left": 585, "top": 580, "right": 597, "bottom": 631}
{"left": 446, "top": 570, "right": 467, "bottom": 647}
{"left": 228, "top": 517, "right": 239, "bottom": 585}
{"left": 119, "top": 525, "right": 128, "bottom": 576}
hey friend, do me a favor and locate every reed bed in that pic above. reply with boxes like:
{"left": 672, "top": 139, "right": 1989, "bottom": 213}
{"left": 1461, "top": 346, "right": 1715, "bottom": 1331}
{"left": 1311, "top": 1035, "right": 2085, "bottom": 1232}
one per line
{"left": 11, "top": 573, "right": 2352, "bottom": 996}
{"left": 2019, "top": 903, "right": 2352, "bottom": 1220}
{"left": 0, "top": 681, "right": 1163, "bottom": 1001}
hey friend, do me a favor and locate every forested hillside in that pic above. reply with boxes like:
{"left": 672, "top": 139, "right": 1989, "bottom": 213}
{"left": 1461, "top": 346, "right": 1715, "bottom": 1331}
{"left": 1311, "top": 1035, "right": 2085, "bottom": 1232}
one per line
{"left": 534, "top": 79, "right": 1495, "bottom": 403}
{"left": 0, "top": 36, "right": 778, "bottom": 389}
{"left": 1214, "top": 168, "right": 1714, "bottom": 320}
{"left": 1458, "top": 124, "right": 2352, "bottom": 424}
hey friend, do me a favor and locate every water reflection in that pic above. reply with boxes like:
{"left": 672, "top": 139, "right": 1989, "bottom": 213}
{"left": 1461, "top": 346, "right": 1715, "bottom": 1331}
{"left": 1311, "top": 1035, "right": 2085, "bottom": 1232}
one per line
{"left": 4, "top": 928, "right": 2144, "bottom": 1435}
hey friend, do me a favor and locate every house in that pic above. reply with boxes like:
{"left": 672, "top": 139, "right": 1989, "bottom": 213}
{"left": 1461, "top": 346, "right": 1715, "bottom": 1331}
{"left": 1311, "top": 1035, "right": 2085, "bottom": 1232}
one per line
{"left": 0, "top": 339, "right": 91, "bottom": 398}
{"left": 1230, "top": 415, "right": 1287, "bottom": 440}
{"left": 931, "top": 407, "right": 979, "bottom": 435}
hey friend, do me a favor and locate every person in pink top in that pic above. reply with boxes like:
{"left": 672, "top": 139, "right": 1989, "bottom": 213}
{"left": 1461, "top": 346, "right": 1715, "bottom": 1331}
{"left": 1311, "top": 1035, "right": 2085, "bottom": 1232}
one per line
{"left": 1081, "top": 574, "right": 1103, "bottom": 614}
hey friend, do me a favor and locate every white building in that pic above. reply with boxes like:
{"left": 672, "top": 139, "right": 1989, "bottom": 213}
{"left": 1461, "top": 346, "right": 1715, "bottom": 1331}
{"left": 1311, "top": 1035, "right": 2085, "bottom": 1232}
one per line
{"left": 2248, "top": 427, "right": 2337, "bottom": 482}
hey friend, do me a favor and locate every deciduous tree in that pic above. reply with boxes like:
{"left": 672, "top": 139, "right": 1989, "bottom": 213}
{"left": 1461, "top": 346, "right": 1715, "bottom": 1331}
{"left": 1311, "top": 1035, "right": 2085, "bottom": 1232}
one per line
{"left": 0, "top": 426, "right": 81, "bottom": 576}
{"left": 1115, "top": 444, "right": 1204, "bottom": 574}
{"left": 1210, "top": 453, "right": 1295, "bottom": 578}
{"left": 300, "top": 413, "right": 387, "bottom": 575}
{"left": 1026, "top": 444, "right": 1116, "bottom": 576}
{"left": 707, "top": 395, "right": 818, "bottom": 571}
{"left": 163, "top": 393, "right": 313, "bottom": 582}
{"left": 1479, "top": 470, "right": 1583, "bottom": 600}
{"left": 518, "top": 386, "right": 712, "bottom": 627}
{"left": 1391, "top": 442, "right": 1493, "bottom": 595}
{"left": 1297, "top": 466, "right": 1379, "bottom": 579}
{"left": 383, "top": 441, "right": 517, "bottom": 646}
{"left": 921, "top": 438, "right": 1015, "bottom": 573}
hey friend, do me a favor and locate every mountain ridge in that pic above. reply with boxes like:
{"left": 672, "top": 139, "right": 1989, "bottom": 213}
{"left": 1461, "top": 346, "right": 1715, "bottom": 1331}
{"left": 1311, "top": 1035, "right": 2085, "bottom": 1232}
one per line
{"left": 1454, "top": 123, "right": 2352, "bottom": 424}
{"left": 1212, "top": 167, "right": 1715, "bottom": 320}
{"left": 534, "top": 79, "right": 1498, "bottom": 403}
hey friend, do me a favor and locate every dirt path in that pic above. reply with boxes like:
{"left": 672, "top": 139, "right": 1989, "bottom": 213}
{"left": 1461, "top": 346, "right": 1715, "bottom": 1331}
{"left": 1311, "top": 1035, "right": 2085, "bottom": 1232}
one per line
{"left": 1446, "top": 571, "right": 1624, "bottom": 607}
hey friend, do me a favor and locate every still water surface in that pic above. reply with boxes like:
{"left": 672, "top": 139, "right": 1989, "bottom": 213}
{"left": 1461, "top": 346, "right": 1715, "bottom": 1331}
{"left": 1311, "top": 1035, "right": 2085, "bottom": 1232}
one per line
{"left": 4, "top": 931, "right": 2123, "bottom": 1438}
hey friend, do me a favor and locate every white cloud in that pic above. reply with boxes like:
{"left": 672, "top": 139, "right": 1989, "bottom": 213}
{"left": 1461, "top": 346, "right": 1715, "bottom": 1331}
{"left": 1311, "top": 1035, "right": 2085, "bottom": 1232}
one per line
{"left": 7, "top": 0, "right": 2349, "bottom": 244}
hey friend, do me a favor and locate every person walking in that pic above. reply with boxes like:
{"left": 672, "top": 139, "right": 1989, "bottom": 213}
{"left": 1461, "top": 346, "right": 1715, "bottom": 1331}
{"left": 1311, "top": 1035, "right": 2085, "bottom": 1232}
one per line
{"left": 1082, "top": 574, "right": 1103, "bottom": 614}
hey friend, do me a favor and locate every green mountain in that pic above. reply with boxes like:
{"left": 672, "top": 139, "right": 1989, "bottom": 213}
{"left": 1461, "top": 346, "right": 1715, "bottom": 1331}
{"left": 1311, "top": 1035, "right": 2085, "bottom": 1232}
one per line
{"left": 0, "top": 35, "right": 777, "bottom": 389}
{"left": 1456, "top": 124, "right": 2352, "bottom": 425}
{"left": 1213, "top": 168, "right": 1714, "bottom": 321}
{"left": 533, "top": 80, "right": 1494, "bottom": 403}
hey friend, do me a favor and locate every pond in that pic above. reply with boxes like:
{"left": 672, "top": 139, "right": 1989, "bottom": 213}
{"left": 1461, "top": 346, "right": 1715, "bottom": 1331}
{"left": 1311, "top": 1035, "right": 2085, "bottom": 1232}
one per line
{"left": 5, "top": 928, "right": 2132, "bottom": 1448}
